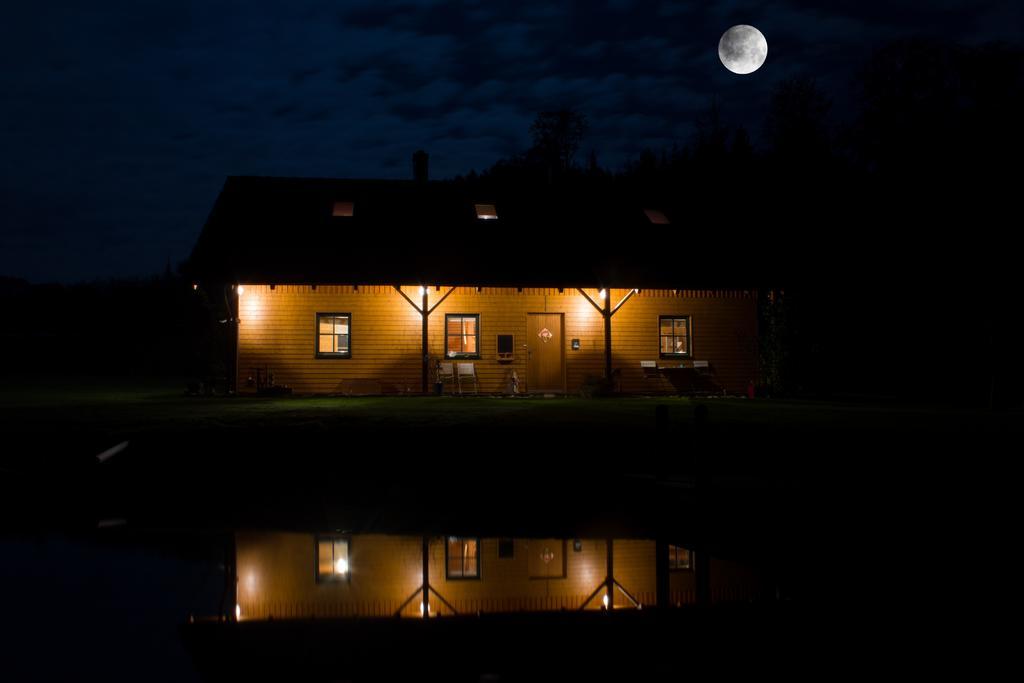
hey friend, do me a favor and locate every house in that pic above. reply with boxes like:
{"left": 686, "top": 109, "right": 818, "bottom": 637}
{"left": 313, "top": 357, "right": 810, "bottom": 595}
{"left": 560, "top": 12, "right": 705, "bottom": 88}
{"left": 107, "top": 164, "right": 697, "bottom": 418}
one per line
{"left": 189, "top": 529, "right": 776, "bottom": 679}
{"left": 177, "top": 164, "right": 778, "bottom": 681}
{"left": 186, "top": 156, "right": 761, "bottom": 396}
{"left": 233, "top": 532, "right": 765, "bottom": 621}
{"left": 172, "top": 160, "right": 790, "bottom": 679}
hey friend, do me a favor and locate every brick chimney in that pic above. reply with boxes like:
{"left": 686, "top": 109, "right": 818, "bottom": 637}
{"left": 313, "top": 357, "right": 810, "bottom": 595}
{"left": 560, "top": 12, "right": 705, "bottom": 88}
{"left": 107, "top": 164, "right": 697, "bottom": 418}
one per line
{"left": 412, "top": 150, "right": 429, "bottom": 183}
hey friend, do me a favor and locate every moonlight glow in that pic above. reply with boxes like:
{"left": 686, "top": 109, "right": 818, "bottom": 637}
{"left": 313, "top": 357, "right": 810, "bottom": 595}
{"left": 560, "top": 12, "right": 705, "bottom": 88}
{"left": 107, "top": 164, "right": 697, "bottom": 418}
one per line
{"left": 718, "top": 25, "right": 768, "bottom": 75}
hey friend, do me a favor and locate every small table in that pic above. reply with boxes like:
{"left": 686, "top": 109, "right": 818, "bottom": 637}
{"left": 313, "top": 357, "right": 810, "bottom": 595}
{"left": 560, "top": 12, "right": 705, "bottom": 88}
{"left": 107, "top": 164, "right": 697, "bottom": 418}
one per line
{"left": 657, "top": 366, "right": 699, "bottom": 395}
{"left": 657, "top": 363, "right": 722, "bottom": 396}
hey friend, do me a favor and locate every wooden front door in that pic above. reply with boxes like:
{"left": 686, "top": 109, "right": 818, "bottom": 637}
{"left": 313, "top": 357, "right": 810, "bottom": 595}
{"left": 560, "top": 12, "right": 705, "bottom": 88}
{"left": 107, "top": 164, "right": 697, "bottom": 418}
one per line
{"left": 527, "top": 313, "right": 564, "bottom": 392}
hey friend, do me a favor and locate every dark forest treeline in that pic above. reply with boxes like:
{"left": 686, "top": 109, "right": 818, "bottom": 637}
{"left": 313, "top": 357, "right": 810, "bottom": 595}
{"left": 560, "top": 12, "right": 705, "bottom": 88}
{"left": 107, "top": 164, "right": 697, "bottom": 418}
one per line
{"left": 0, "top": 272, "right": 224, "bottom": 380}
{"left": 462, "top": 39, "right": 1021, "bottom": 281}
{"left": 453, "top": 39, "right": 1023, "bottom": 405}
{"left": 1, "top": 39, "right": 1020, "bottom": 406}
{"left": 465, "top": 39, "right": 1023, "bottom": 205}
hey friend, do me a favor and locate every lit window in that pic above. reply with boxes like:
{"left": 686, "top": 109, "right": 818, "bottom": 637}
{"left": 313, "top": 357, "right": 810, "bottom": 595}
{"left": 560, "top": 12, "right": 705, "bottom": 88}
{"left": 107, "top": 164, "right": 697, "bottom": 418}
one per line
{"left": 316, "top": 313, "right": 351, "bottom": 358}
{"left": 445, "top": 314, "right": 480, "bottom": 358}
{"left": 668, "top": 544, "right": 692, "bottom": 570}
{"left": 446, "top": 537, "right": 480, "bottom": 579}
{"left": 332, "top": 201, "right": 354, "bottom": 217}
{"left": 659, "top": 315, "right": 691, "bottom": 358}
{"left": 316, "top": 536, "right": 350, "bottom": 581}
{"left": 475, "top": 203, "right": 498, "bottom": 220}
{"left": 644, "top": 209, "right": 669, "bottom": 224}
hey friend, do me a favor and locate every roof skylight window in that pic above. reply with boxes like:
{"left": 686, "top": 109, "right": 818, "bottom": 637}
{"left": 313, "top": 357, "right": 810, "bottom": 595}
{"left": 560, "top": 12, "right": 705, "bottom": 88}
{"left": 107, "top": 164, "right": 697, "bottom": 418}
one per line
{"left": 475, "top": 203, "right": 498, "bottom": 220}
{"left": 332, "top": 201, "right": 354, "bottom": 217}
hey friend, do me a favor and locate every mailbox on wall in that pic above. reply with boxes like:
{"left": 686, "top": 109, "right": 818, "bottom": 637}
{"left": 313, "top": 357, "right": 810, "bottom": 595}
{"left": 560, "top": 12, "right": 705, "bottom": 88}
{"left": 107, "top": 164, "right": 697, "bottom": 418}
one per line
{"left": 496, "top": 334, "right": 515, "bottom": 361}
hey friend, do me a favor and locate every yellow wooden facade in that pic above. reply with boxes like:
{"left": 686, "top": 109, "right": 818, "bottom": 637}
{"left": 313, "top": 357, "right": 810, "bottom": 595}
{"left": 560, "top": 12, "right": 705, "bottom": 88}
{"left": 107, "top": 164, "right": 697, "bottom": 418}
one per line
{"left": 235, "top": 532, "right": 765, "bottom": 621}
{"left": 236, "top": 286, "right": 758, "bottom": 394}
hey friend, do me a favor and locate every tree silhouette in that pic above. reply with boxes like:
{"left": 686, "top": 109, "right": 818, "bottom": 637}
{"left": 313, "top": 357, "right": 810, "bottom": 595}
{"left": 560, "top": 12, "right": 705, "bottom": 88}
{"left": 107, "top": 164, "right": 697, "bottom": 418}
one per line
{"left": 763, "top": 76, "right": 832, "bottom": 172}
{"left": 529, "top": 109, "right": 588, "bottom": 174}
{"left": 854, "top": 39, "right": 1024, "bottom": 184}
{"left": 692, "top": 98, "right": 730, "bottom": 171}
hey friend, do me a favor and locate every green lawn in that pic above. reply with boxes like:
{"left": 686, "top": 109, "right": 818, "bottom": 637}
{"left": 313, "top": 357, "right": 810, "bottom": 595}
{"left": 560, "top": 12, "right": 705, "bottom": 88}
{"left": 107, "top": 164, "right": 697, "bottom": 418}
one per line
{"left": 1, "top": 376, "right": 1017, "bottom": 439}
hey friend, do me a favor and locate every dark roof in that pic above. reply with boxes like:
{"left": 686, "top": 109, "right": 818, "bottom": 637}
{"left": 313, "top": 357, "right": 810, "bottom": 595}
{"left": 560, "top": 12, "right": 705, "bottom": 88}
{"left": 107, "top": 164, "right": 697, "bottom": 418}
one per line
{"left": 185, "top": 176, "right": 766, "bottom": 289}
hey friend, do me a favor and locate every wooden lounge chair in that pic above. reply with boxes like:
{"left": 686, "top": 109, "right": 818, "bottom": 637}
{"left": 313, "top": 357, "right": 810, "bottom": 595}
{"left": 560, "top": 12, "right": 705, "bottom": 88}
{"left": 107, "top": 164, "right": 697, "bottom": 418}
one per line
{"left": 437, "top": 362, "right": 456, "bottom": 394}
{"left": 456, "top": 362, "right": 478, "bottom": 394}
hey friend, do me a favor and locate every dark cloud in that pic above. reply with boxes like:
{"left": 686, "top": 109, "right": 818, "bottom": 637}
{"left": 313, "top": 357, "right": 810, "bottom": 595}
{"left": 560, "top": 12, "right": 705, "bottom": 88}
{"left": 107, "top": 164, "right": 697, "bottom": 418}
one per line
{"left": 0, "top": 0, "right": 1020, "bottom": 282}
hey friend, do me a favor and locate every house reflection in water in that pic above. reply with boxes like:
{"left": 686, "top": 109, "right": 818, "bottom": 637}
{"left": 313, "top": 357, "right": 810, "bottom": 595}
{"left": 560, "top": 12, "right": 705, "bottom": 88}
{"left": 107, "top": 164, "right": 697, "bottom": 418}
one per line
{"left": 233, "top": 532, "right": 764, "bottom": 621}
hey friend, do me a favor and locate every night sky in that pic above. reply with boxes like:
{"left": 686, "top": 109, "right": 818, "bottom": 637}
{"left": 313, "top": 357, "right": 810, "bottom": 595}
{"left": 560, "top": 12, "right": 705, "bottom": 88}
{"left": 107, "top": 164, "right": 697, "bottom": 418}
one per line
{"left": 2, "top": 1, "right": 1019, "bottom": 283}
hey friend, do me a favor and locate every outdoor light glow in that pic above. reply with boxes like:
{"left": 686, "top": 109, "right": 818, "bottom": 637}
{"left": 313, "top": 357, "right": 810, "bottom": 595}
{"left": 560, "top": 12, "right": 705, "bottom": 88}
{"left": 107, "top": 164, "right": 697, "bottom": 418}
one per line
{"left": 235, "top": 603, "right": 241, "bottom": 620}
{"left": 240, "top": 295, "right": 263, "bottom": 324}
{"left": 599, "top": 289, "right": 607, "bottom": 300}
{"left": 192, "top": 283, "right": 198, "bottom": 291}
{"left": 237, "top": 285, "right": 245, "bottom": 295}
{"left": 420, "top": 601, "right": 430, "bottom": 615}
{"left": 335, "top": 557, "right": 349, "bottom": 575}
{"left": 602, "top": 594, "right": 609, "bottom": 608}
{"left": 418, "top": 286, "right": 426, "bottom": 297}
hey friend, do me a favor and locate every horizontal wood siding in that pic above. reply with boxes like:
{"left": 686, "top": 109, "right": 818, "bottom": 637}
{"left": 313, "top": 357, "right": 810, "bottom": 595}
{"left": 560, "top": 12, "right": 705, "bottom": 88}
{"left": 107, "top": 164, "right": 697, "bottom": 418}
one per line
{"left": 236, "top": 286, "right": 757, "bottom": 394}
{"left": 235, "top": 532, "right": 423, "bottom": 621}
{"left": 235, "top": 533, "right": 765, "bottom": 620}
{"left": 610, "top": 289, "right": 759, "bottom": 394}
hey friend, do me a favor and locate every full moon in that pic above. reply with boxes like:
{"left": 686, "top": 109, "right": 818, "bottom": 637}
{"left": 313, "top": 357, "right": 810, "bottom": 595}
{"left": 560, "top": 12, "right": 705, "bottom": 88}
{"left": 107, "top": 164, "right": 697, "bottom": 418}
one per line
{"left": 718, "top": 25, "right": 767, "bottom": 75}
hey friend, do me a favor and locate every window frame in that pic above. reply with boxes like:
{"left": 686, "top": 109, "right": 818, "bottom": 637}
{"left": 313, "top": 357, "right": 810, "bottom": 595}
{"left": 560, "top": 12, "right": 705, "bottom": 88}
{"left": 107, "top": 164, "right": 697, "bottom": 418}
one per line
{"left": 668, "top": 544, "right": 693, "bottom": 572}
{"left": 315, "top": 312, "right": 352, "bottom": 359}
{"left": 444, "top": 313, "right": 482, "bottom": 360}
{"left": 445, "top": 536, "right": 482, "bottom": 580}
{"left": 314, "top": 534, "right": 352, "bottom": 584}
{"left": 659, "top": 315, "right": 693, "bottom": 359}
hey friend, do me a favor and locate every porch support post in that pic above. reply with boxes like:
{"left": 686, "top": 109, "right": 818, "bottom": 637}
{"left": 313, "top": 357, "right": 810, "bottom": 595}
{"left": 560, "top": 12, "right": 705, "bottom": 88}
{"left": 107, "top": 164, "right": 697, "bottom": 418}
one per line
{"left": 605, "top": 537, "right": 614, "bottom": 610}
{"left": 225, "top": 284, "right": 240, "bottom": 395}
{"left": 694, "top": 405, "right": 711, "bottom": 606}
{"left": 610, "top": 288, "right": 637, "bottom": 316}
{"left": 219, "top": 532, "right": 237, "bottom": 622}
{"left": 421, "top": 288, "right": 429, "bottom": 394}
{"left": 656, "top": 537, "right": 669, "bottom": 608}
{"left": 395, "top": 285, "right": 455, "bottom": 395}
{"left": 576, "top": 287, "right": 605, "bottom": 315}
{"left": 422, "top": 535, "right": 430, "bottom": 619}
{"left": 603, "top": 290, "right": 612, "bottom": 382}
